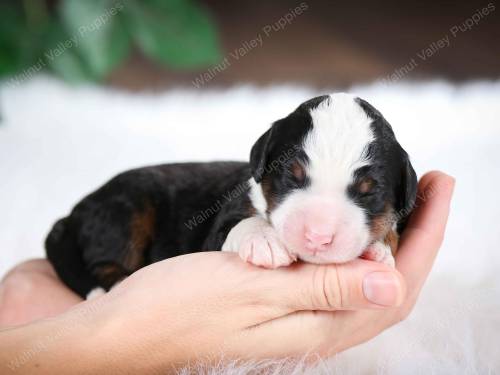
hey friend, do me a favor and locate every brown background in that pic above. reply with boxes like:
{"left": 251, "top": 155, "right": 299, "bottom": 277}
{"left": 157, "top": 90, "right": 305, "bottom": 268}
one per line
{"left": 108, "top": 0, "right": 500, "bottom": 90}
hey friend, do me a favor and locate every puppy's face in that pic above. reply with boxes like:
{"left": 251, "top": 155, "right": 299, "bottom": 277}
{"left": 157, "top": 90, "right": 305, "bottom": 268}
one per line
{"left": 249, "top": 93, "right": 417, "bottom": 263}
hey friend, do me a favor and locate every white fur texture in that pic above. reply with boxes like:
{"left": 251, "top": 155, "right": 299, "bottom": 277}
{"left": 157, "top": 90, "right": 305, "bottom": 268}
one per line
{"left": 86, "top": 287, "right": 106, "bottom": 300}
{"left": 305, "top": 93, "right": 374, "bottom": 191}
{"left": 269, "top": 188, "right": 370, "bottom": 263}
{"left": 1, "top": 76, "right": 500, "bottom": 374}
{"left": 269, "top": 93, "right": 374, "bottom": 263}
{"left": 222, "top": 216, "right": 295, "bottom": 268}
{"left": 362, "top": 241, "right": 395, "bottom": 267}
{"left": 248, "top": 178, "right": 268, "bottom": 216}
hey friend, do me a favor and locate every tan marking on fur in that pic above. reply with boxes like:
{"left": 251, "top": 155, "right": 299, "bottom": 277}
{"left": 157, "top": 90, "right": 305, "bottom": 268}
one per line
{"left": 384, "top": 229, "right": 399, "bottom": 256}
{"left": 94, "top": 263, "right": 126, "bottom": 289}
{"left": 370, "top": 208, "right": 394, "bottom": 239}
{"left": 123, "top": 203, "right": 155, "bottom": 271}
{"left": 370, "top": 205, "right": 400, "bottom": 255}
{"left": 261, "top": 177, "right": 277, "bottom": 214}
{"left": 358, "top": 177, "right": 375, "bottom": 194}
{"left": 291, "top": 160, "right": 305, "bottom": 182}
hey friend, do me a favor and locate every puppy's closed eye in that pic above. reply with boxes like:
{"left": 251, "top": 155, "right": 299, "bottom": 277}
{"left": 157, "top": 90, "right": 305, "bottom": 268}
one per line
{"left": 357, "top": 177, "right": 376, "bottom": 194}
{"left": 290, "top": 160, "right": 306, "bottom": 183}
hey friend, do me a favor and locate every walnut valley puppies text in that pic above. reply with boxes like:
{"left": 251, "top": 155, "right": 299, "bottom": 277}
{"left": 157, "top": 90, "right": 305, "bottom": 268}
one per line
{"left": 379, "top": 2, "right": 495, "bottom": 86}
{"left": 192, "top": 2, "right": 309, "bottom": 88}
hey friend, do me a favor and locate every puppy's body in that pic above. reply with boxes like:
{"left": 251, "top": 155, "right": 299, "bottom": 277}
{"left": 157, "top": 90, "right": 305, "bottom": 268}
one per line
{"left": 46, "top": 162, "right": 254, "bottom": 296}
{"left": 46, "top": 93, "right": 417, "bottom": 298}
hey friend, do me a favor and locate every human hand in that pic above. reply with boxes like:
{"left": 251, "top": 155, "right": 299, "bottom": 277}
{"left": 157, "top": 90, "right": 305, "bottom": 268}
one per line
{"left": 0, "top": 171, "right": 453, "bottom": 374}
{"left": 71, "top": 171, "right": 453, "bottom": 372}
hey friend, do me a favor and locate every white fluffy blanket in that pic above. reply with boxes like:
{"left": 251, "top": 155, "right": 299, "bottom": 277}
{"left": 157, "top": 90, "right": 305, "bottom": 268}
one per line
{"left": 1, "top": 77, "right": 499, "bottom": 374}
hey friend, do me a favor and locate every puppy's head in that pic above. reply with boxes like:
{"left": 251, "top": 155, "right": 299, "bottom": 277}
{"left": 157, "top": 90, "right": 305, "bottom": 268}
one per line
{"left": 249, "top": 93, "right": 417, "bottom": 263}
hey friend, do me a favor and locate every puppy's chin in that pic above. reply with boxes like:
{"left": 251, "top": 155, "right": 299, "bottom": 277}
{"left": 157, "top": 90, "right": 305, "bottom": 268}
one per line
{"left": 291, "top": 246, "right": 365, "bottom": 264}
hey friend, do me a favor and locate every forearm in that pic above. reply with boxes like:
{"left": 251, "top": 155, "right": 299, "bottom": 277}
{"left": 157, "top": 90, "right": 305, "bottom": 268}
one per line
{"left": 0, "top": 298, "right": 117, "bottom": 374}
{"left": 0, "top": 295, "right": 184, "bottom": 375}
{"left": 1, "top": 315, "right": 89, "bottom": 374}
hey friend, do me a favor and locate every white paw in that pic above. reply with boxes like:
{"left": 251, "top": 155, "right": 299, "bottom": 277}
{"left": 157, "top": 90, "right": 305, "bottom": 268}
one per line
{"left": 86, "top": 287, "right": 106, "bottom": 300}
{"left": 362, "top": 241, "right": 395, "bottom": 267}
{"left": 222, "top": 217, "right": 296, "bottom": 268}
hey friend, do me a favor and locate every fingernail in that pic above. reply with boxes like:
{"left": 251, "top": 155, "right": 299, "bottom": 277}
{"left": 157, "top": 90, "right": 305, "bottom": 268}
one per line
{"left": 363, "top": 272, "right": 401, "bottom": 307}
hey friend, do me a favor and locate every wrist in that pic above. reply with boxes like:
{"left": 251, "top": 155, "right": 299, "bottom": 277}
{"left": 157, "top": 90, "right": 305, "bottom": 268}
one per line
{"left": 0, "top": 295, "right": 125, "bottom": 374}
{"left": 0, "top": 310, "right": 95, "bottom": 374}
{"left": 75, "top": 292, "right": 185, "bottom": 373}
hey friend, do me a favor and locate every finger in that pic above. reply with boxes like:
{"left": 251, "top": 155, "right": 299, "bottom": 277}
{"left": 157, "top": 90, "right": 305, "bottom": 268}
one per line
{"left": 404, "top": 170, "right": 455, "bottom": 244}
{"left": 229, "top": 308, "right": 387, "bottom": 359}
{"left": 249, "top": 258, "right": 406, "bottom": 314}
{"left": 396, "top": 170, "right": 455, "bottom": 294}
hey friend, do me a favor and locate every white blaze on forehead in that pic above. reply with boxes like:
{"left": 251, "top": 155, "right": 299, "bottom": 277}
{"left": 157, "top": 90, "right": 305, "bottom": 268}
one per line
{"left": 304, "top": 93, "right": 374, "bottom": 191}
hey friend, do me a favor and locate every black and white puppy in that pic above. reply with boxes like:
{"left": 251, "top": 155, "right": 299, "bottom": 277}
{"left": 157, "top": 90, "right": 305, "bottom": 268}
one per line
{"left": 46, "top": 93, "right": 417, "bottom": 298}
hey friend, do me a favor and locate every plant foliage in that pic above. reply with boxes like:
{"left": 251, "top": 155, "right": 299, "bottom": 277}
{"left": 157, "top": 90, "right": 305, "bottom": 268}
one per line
{"left": 0, "top": 0, "right": 222, "bottom": 83}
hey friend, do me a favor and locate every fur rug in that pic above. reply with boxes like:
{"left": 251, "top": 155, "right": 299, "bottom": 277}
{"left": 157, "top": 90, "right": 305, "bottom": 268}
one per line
{"left": 1, "top": 76, "right": 499, "bottom": 374}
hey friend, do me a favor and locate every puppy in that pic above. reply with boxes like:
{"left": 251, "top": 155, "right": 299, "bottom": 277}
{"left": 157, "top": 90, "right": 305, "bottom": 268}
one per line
{"left": 46, "top": 93, "right": 417, "bottom": 298}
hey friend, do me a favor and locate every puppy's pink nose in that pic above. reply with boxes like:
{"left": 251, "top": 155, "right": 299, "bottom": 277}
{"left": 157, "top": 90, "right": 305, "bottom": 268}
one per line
{"left": 305, "top": 229, "right": 333, "bottom": 249}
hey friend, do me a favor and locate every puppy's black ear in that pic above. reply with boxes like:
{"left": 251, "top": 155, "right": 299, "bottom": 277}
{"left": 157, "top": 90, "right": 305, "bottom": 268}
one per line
{"left": 250, "top": 127, "right": 273, "bottom": 183}
{"left": 396, "top": 154, "right": 418, "bottom": 230}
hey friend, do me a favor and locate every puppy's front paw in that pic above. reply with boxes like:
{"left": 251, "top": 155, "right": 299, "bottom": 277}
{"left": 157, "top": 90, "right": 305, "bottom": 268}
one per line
{"left": 239, "top": 230, "right": 295, "bottom": 268}
{"left": 222, "top": 217, "right": 296, "bottom": 268}
{"left": 361, "top": 241, "right": 395, "bottom": 267}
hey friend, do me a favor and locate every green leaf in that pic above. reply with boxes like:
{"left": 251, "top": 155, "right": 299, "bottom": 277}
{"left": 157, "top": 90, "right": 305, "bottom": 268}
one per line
{"left": 41, "top": 19, "right": 95, "bottom": 82}
{"left": 59, "top": 0, "right": 130, "bottom": 80}
{"left": 0, "top": 3, "right": 24, "bottom": 75}
{"left": 0, "top": 3, "right": 33, "bottom": 76}
{"left": 124, "top": 0, "right": 222, "bottom": 69}
{"left": 46, "top": 47, "right": 96, "bottom": 83}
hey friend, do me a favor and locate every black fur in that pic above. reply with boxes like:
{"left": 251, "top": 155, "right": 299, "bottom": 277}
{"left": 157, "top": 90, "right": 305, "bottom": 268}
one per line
{"left": 46, "top": 162, "right": 253, "bottom": 296}
{"left": 353, "top": 97, "right": 417, "bottom": 233}
{"left": 249, "top": 95, "right": 327, "bottom": 210}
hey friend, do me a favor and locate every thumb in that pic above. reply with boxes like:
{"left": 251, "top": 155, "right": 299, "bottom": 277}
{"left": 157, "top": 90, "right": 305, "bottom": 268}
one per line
{"left": 255, "top": 259, "right": 406, "bottom": 313}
